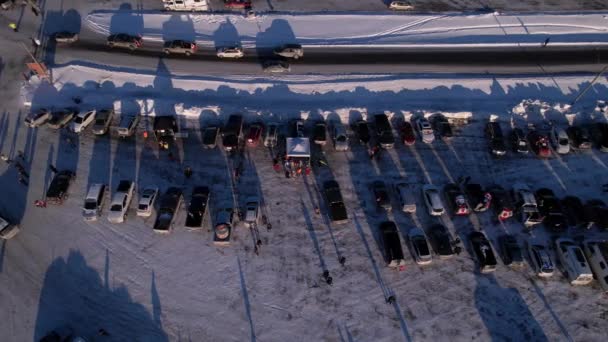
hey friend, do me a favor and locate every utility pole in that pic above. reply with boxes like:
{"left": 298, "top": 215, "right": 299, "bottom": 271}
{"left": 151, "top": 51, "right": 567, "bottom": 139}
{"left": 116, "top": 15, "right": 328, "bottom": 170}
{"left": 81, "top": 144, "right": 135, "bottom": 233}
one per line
{"left": 571, "top": 65, "right": 607, "bottom": 106}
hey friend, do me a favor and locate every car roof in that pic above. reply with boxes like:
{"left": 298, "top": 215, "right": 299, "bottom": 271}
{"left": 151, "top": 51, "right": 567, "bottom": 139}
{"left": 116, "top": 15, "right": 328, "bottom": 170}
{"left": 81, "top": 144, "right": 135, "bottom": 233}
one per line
{"left": 86, "top": 184, "right": 104, "bottom": 198}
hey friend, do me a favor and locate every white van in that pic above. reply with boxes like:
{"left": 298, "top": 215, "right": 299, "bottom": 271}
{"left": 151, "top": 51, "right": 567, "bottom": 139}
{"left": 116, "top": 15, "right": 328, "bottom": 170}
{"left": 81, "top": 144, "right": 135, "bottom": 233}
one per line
{"left": 82, "top": 184, "right": 107, "bottom": 221}
{"left": 582, "top": 240, "right": 608, "bottom": 292}
{"left": 555, "top": 238, "right": 593, "bottom": 285}
{"left": 162, "top": 0, "right": 209, "bottom": 11}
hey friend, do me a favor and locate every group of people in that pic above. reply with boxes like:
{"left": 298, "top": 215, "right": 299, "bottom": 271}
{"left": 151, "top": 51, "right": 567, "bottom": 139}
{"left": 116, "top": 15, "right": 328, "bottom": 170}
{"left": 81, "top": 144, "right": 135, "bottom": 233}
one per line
{"left": 277, "top": 156, "right": 311, "bottom": 179}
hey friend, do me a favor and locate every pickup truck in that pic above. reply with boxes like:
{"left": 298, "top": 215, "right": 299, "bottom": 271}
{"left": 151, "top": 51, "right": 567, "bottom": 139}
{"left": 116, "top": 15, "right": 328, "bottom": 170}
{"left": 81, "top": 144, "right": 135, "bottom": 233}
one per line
{"left": 323, "top": 180, "right": 348, "bottom": 224}
{"left": 107, "top": 180, "right": 135, "bottom": 223}
{"left": 153, "top": 187, "right": 183, "bottom": 233}
{"left": 46, "top": 170, "right": 76, "bottom": 205}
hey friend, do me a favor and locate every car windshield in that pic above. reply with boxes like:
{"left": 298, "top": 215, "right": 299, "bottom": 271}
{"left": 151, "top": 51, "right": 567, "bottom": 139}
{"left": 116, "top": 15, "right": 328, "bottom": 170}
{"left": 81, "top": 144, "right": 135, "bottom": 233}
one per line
{"left": 110, "top": 204, "right": 122, "bottom": 211}
{"left": 559, "top": 138, "right": 568, "bottom": 145}
{"left": 337, "top": 135, "right": 346, "bottom": 142}
{"left": 74, "top": 116, "right": 83, "bottom": 124}
{"left": 138, "top": 204, "right": 148, "bottom": 211}
{"left": 94, "top": 118, "right": 105, "bottom": 125}
{"left": 84, "top": 200, "right": 97, "bottom": 210}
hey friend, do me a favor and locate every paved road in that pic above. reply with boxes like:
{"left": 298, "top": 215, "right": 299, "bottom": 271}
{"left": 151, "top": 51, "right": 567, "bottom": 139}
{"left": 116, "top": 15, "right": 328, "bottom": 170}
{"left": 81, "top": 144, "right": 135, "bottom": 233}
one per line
{"left": 52, "top": 40, "right": 608, "bottom": 75}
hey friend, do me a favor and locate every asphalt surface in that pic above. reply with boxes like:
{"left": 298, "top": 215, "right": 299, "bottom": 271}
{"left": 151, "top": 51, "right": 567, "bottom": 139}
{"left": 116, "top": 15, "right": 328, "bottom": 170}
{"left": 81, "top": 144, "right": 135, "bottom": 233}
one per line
{"left": 52, "top": 39, "right": 608, "bottom": 75}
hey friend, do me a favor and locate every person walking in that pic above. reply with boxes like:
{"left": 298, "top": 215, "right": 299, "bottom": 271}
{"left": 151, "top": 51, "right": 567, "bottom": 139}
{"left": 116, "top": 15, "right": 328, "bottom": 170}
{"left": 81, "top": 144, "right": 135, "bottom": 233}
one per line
{"left": 9, "top": 23, "right": 18, "bottom": 32}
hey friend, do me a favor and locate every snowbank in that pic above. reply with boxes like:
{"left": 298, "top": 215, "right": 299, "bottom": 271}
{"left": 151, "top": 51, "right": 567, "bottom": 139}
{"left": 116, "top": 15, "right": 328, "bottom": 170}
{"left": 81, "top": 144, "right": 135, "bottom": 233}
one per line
{"left": 84, "top": 11, "right": 608, "bottom": 48}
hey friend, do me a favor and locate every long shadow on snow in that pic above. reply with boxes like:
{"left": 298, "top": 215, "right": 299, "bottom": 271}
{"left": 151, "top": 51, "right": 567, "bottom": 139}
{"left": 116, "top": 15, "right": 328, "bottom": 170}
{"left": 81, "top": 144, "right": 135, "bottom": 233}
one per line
{"left": 109, "top": 3, "right": 143, "bottom": 36}
{"left": 213, "top": 17, "right": 241, "bottom": 51}
{"left": 255, "top": 19, "right": 297, "bottom": 64}
{"left": 33, "top": 249, "right": 168, "bottom": 341}
{"left": 40, "top": 8, "right": 81, "bottom": 68}
{"left": 162, "top": 12, "right": 196, "bottom": 43}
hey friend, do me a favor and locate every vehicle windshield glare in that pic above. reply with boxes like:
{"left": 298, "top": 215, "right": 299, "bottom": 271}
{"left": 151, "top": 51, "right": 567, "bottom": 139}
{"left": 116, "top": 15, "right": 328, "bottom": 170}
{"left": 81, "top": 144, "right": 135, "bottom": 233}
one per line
{"left": 84, "top": 200, "right": 97, "bottom": 210}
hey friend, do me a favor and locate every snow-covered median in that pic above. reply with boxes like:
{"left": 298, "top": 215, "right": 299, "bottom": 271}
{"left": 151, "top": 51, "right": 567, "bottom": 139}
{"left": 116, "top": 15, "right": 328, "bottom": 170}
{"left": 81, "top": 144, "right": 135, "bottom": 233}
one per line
{"left": 85, "top": 11, "right": 608, "bottom": 48}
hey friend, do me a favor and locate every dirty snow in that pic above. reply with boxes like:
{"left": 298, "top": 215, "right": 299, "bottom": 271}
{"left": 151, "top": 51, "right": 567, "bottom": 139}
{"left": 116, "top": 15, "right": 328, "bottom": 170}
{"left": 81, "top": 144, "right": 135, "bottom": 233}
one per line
{"left": 84, "top": 11, "right": 608, "bottom": 48}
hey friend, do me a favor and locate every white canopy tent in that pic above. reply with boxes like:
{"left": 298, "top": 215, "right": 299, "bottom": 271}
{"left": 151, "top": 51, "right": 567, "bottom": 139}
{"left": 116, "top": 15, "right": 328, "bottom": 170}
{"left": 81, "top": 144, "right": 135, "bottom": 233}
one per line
{"left": 286, "top": 138, "right": 310, "bottom": 159}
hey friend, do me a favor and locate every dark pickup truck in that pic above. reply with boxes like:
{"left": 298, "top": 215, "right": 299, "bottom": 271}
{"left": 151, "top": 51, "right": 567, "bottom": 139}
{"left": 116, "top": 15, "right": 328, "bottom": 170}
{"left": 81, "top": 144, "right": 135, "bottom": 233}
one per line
{"left": 185, "top": 186, "right": 210, "bottom": 229}
{"left": 222, "top": 114, "right": 243, "bottom": 152}
{"left": 153, "top": 187, "right": 183, "bottom": 233}
{"left": 323, "top": 180, "right": 348, "bottom": 224}
{"left": 46, "top": 170, "right": 76, "bottom": 205}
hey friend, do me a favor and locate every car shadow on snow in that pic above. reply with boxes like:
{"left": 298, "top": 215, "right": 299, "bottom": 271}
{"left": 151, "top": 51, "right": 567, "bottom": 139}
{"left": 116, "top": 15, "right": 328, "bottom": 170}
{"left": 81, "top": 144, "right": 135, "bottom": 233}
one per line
{"left": 33, "top": 249, "right": 168, "bottom": 341}
{"left": 212, "top": 17, "right": 241, "bottom": 52}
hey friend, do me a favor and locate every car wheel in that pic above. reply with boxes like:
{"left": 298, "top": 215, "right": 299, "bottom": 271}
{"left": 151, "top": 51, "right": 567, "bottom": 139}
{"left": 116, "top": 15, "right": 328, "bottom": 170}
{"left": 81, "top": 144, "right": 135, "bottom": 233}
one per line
{"left": 185, "top": 51, "right": 191, "bottom": 56}
{"left": 164, "top": 49, "right": 170, "bottom": 55}
{"left": 129, "top": 45, "right": 136, "bottom": 51}
{"left": 293, "top": 54, "right": 299, "bottom": 60}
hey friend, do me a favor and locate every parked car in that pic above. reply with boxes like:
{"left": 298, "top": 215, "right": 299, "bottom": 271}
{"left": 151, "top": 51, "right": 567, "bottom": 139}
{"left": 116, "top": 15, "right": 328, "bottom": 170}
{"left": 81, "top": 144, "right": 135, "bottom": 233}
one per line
{"left": 371, "top": 180, "right": 391, "bottom": 211}
{"left": 47, "top": 109, "right": 75, "bottom": 129}
{"left": 46, "top": 170, "right": 76, "bottom": 205}
{"left": 353, "top": 120, "right": 371, "bottom": 145}
{"left": 535, "top": 188, "right": 567, "bottom": 232}
{"left": 246, "top": 123, "right": 264, "bottom": 147}
{"left": 115, "top": 115, "right": 140, "bottom": 138}
{"left": 589, "top": 122, "right": 608, "bottom": 152}
{"left": 202, "top": 126, "right": 219, "bottom": 149}
{"left": 222, "top": 114, "right": 244, "bottom": 152}
{"left": 528, "top": 243, "right": 555, "bottom": 277}
{"left": 582, "top": 240, "right": 608, "bottom": 292}
{"left": 379, "top": 221, "right": 406, "bottom": 268}
{"left": 214, "top": 207, "right": 235, "bottom": 245}
{"left": 153, "top": 187, "right": 183, "bottom": 233}
{"left": 216, "top": 46, "right": 244, "bottom": 59}
{"left": 70, "top": 110, "right": 96, "bottom": 133}
{"left": 469, "top": 231, "right": 497, "bottom": 273}
{"left": 443, "top": 183, "right": 470, "bottom": 216}
{"left": 244, "top": 197, "right": 260, "bottom": 227}
{"left": 429, "top": 224, "right": 457, "bottom": 259}
{"left": 0, "top": 214, "right": 20, "bottom": 240}
{"left": 323, "top": 180, "right": 348, "bottom": 224}
{"left": 433, "top": 116, "right": 453, "bottom": 140}
{"left": 163, "top": 40, "right": 196, "bottom": 56}
{"left": 408, "top": 228, "right": 432, "bottom": 265}
{"left": 54, "top": 31, "right": 78, "bottom": 44}
{"left": 500, "top": 235, "right": 524, "bottom": 267}
{"left": 274, "top": 44, "right": 303, "bottom": 59}
{"left": 485, "top": 122, "right": 506, "bottom": 156}
{"left": 422, "top": 184, "right": 445, "bottom": 216}
{"left": 465, "top": 183, "right": 491, "bottom": 212}
{"left": 555, "top": 238, "right": 593, "bottom": 285}
{"left": 263, "top": 60, "right": 290, "bottom": 73}
{"left": 82, "top": 183, "right": 107, "bottom": 221}
{"left": 528, "top": 130, "right": 551, "bottom": 158}
{"left": 313, "top": 122, "right": 327, "bottom": 146}
{"left": 510, "top": 128, "right": 529, "bottom": 153}
{"left": 107, "top": 180, "right": 136, "bottom": 223}
{"left": 488, "top": 185, "right": 514, "bottom": 222}
{"left": 185, "top": 186, "right": 210, "bottom": 229}
{"left": 560, "top": 196, "right": 586, "bottom": 229}
{"left": 91, "top": 109, "right": 114, "bottom": 135}
{"left": 394, "top": 182, "right": 416, "bottom": 213}
{"left": 550, "top": 126, "right": 570, "bottom": 154}
{"left": 389, "top": 1, "right": 414, "bottom": 10}
{"left": 263, "top": 122, "right": 279, "bottom": 148}
{"left": 24, "top": 108, "right": 50, "bottom": 128}
{"left": 374, "top": 113, "right": 395, "bottom": 149}
{"left": 512, "top": 183, "right": 543, "bottom": 227}
{"left": 136, "top": 187, "right": 159, "bottom": 217}
{"left": 107, "top": 34, "right": 142, "bottom": 50}
{"left": 400, "top": 121, "right": 415, "bottom": 146}
{"left": 332, "top": 122, "right": 349, "bottom": 151}
{"left": 416, "top": 118, "right": 434, "bottom": 144}
{"left": 566, "top": 126, "right": 592, "bottom": 150}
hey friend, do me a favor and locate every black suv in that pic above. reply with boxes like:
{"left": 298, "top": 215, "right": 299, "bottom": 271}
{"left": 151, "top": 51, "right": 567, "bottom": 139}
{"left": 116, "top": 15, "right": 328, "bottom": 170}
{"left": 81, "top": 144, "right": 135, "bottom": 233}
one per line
{"left": 485, "top": 122, "right": 506, "bottom": 156}
{"left": 374, "top": 114, "right": 395, "bottom": 149}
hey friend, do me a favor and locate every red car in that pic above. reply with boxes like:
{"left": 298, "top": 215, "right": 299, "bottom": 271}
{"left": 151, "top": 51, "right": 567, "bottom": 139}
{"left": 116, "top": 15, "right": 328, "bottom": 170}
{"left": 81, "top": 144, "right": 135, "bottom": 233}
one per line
{"left": 246, "top": 123, "right": 264, "bottom": 147}
{"left": 225, "top": 0, "right": 252, "bottom": 9}
{"left": 528, "top": 131, "right": 551, "bottom": 158}
{"left": 400, "top": 122, "right": 416, "bottom": 146}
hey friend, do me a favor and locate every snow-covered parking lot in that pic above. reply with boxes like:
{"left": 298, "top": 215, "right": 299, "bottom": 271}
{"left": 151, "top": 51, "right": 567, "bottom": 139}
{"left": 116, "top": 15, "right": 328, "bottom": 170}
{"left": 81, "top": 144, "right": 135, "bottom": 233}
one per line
{"left": 1, "top": 65, "right": 608, "bottom": 340}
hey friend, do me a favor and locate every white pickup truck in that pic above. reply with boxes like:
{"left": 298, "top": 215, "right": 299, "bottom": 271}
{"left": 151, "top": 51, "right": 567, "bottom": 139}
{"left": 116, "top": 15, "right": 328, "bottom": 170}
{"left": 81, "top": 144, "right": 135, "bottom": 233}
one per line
{"left": 107, "top": 180, "right": 135, "bottom": 223}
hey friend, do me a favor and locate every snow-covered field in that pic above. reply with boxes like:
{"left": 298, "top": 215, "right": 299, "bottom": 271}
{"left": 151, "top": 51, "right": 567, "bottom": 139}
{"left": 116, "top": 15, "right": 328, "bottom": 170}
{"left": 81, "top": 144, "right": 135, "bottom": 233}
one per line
{"left": 85, "top": 10, "right": 608, "bottom": 48}
{"left": 2, "top": 60, "right": 608, "bottom": 340}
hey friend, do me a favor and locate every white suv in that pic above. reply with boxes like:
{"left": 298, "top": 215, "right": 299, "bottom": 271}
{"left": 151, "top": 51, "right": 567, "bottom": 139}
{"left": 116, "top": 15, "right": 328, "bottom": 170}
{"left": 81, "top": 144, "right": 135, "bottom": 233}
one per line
{"left": 82, "top": 183, "right": 107, "bottom": 221}
{"left": 137, "top": 187, "right": 159, "bottom": 217}
{"left": 422, "top": 184, "right": 444, "bottom": 216}
{"left": 217, "top": 46, "right": 244, "bottom": 59}
{"left": 71, "top": 110, "right": 96, "bottom": 133}
{"left": 555, "top": 238, "right": 593, "bottom": 285}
